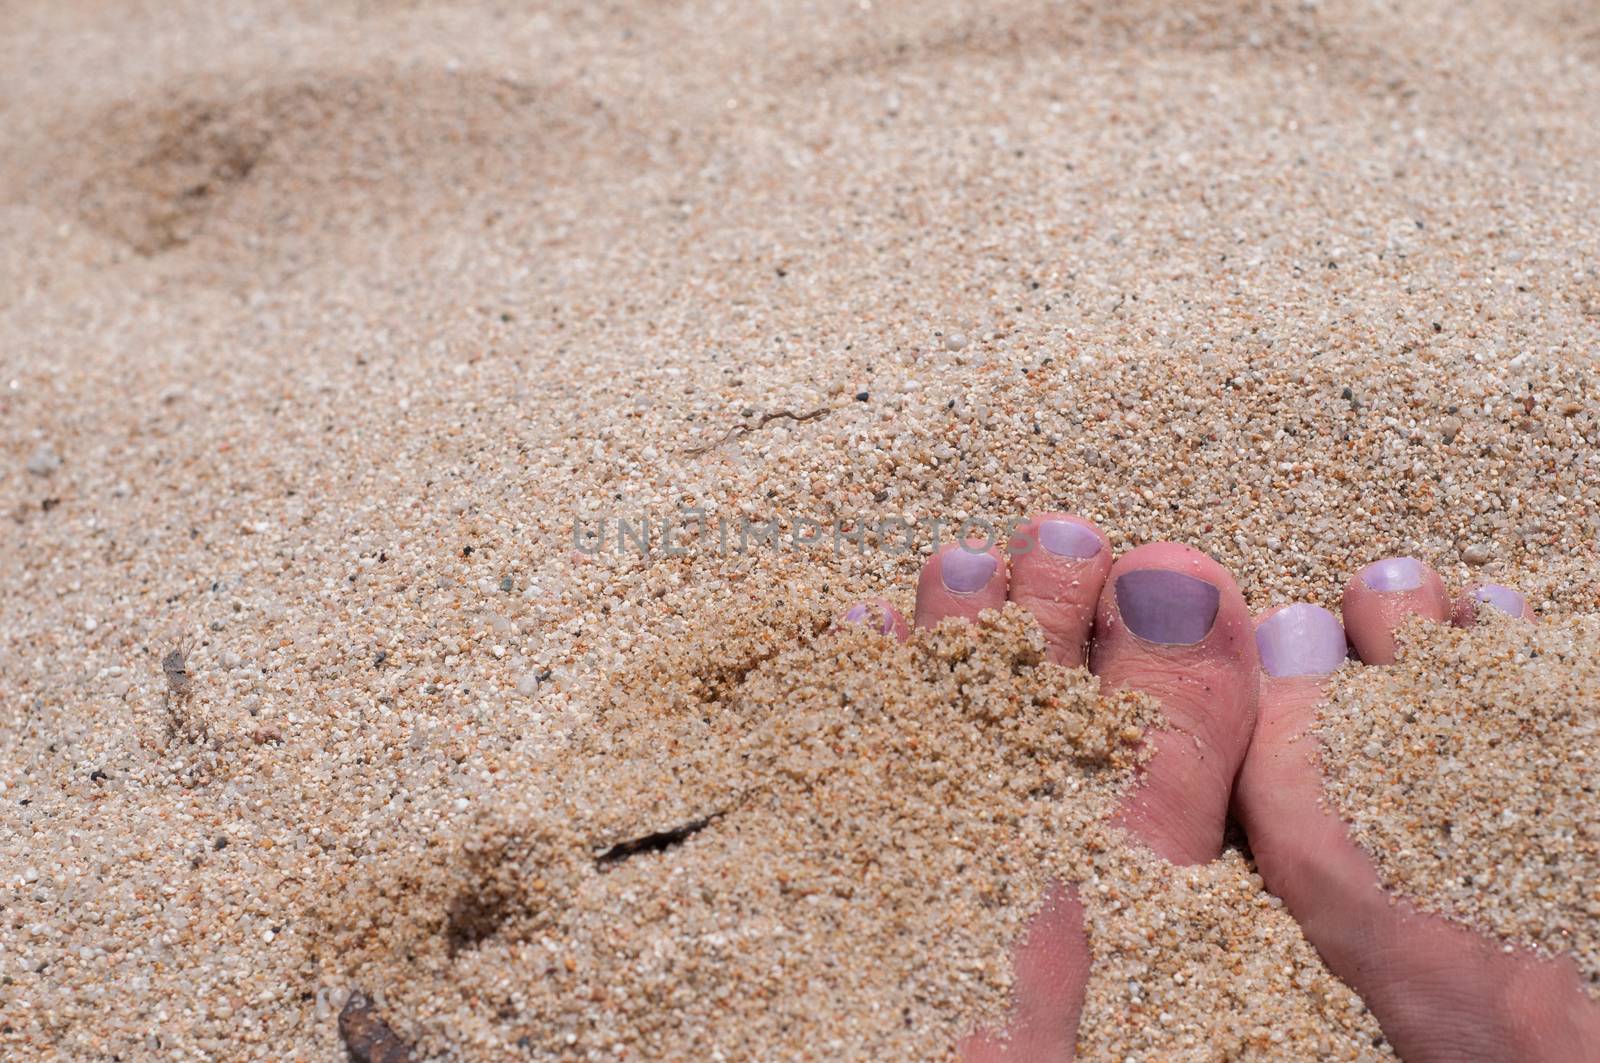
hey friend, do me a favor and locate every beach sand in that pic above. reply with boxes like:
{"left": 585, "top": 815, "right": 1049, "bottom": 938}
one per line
{"left": 2, "top": 0, "right": 1598, "bottom": 1058}
{"left": 314, "top": 606, "right": 1393, "bottom": 1059}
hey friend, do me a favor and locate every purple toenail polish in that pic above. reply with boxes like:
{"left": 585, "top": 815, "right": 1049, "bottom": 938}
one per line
{"left": 1256, "top": 604, "right": 1348, "bottom": 678}
{"left": 1473, "top": 584, "right": 1526, "bottom": 617}
{"left": 1039, "top": 520, "right": 1101, "bottom": 559}
{"left": 1115, "top": 569, "right": 1220, "bottom": 645}
{"left": 843, "top": 603, "right": 871, "bottom": 624}
{"left": 1360, "top": 556, "right": 1424, "bottom": 592}
{"left": 941, "top": 550, "right": 997, "bottom": 594}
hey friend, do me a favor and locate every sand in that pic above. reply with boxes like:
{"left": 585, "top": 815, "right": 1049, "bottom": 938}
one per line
{"left": 316, "top": 606, "right": 1391, "bottom": 1059}
{"left": 2, "top": 0, "right": 1599, "bottom": 1058}
{"left": 317, "top": 607, "right": 1150, "bottom": 1058}
{"left": 1316, "top": 614, "right": 1600, "bottom": 994}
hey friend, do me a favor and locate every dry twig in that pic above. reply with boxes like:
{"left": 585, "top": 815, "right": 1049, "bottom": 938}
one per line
{"left": 682, "top": 406, "right": 834, "bottom": 456}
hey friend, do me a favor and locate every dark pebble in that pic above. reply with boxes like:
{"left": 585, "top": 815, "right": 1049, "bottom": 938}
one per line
{"left": 339, "top": 993, "right": 415, "bottom": 1063}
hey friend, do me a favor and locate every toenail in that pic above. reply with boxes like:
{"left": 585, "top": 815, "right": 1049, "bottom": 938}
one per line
{"left": 941, "top": 550, "right": 997, "bottom": 594}
{"left": 1473, "top": 584, "right": 1526, "bottom": 617}
{"left": 1360, "top": 556, "right": 1424, "bottom": 592}
{"left": 1038, "top": 519, "right": 1101, "bottom": 558}
{"left": 1115, "top": 569, "right": 1220, "bottom": 645}
{"left": 1256, "top": 604, "right": 1347, "bottom": 677}
{"left": 843, "top": 603, "right": 871, "bottom": 624}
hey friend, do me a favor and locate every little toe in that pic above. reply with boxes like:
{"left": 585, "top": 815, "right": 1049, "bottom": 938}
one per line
{"left": 839, "top": 598, "right": 911, "bottom": 641}
{"left": 1006, "top": 513, "right": 1113, "bottom": 666}
{"left": 1452, "top": 583, "right": 1535, "bottom": 627}
{"left": 914, "top": 541, "right": 1008, "bottom": 629}
{"left": 1340, "top": 556, "right": 1451, "bottom": 664}
{"left": 1089, "top": 542, "right": 1261, "bottom": 865}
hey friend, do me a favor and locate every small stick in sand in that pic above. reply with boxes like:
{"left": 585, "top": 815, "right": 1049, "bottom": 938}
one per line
{"left": 594, "top": 811, "right": 724, "bottom": 869}
{"left": 682, "top": 406, "right": 834, "bottom": 455}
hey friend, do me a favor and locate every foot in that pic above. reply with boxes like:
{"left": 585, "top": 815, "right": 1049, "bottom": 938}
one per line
{"left": 848, "top": 515, "right": 1261, "bottom": 1059}
{"left": 1236, "top": 558, "right": 1600, "bottom": 1062}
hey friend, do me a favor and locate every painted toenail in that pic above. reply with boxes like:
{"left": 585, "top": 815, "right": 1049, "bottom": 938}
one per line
{"left": 843, "top": 603, "right": 871, "bottom": 623}
{"left": 941, "top": 550, "right": 997, "bottom": 594}
{"left": 1038, "top": 520, "right": 1101, "bottom": 558}
{"left": 1115, "top": 569, "right": 1220, "bottom": 645}
{"left": 1360, "top": 556, "right": 1424, "bottom": 592}
{"left": 1256, "top": 604, "right": 1347, "bottom": 677}
{"left": 1473, "top": 584, "right": 1526, "bottom": 617}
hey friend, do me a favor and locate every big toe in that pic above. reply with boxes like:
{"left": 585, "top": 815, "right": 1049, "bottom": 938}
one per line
{"left": 1089, "top": 542, "right": 1260, "bottom": 865}
{"left": 1340, "top": 555, "right": 1450, "bottom": 664}
{"left": 1007, "top": 513, "right": 1113, "bottom": 666}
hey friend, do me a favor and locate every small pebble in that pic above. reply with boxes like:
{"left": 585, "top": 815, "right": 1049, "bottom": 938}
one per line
{"left": 25, "top": 445, "right": 61, "bottom": 476}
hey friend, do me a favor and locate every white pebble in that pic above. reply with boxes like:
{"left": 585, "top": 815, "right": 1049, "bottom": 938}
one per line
{"left": 25, "top": 445, "right": 61, "bottom": 476}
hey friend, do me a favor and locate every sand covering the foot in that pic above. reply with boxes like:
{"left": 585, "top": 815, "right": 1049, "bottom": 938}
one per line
{"left": 320, "top": 605, "right": 1391, "bottom": 1059}
{"left": 1316, "top": 615, "right": 1600, "bottom": 994}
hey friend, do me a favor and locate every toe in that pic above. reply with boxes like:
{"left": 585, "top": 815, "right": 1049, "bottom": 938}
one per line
{"left": 839, "top": 598, "right": 911, "bottom": 641}
{"left": 1240, "top": 603, "right": 1352, "bottom": 854}
{"left": 1340, "top": 556, "right": 1451, "bottom": 664}
{"left": 914, "top": 541, "right": 1008, "bottom": 629}
{"left": 1088, "top": 542, "right": 1260, "bottom": 865}
{"left": 1256, "top": 603, "right": 1350, "bottom": 680}
{"left": 1452, "top": 583, "right": 1535, "bottom": 627}
{"left": 1006, "top": 513, "right": 1113, "bottom": 666}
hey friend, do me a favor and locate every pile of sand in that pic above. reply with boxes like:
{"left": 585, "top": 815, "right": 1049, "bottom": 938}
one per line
{"left": 1317, "top": 615, "right": 1600, "bottom": 990}
{"left": 318, "top": 606, "right": 1390, "bottom": 1059}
